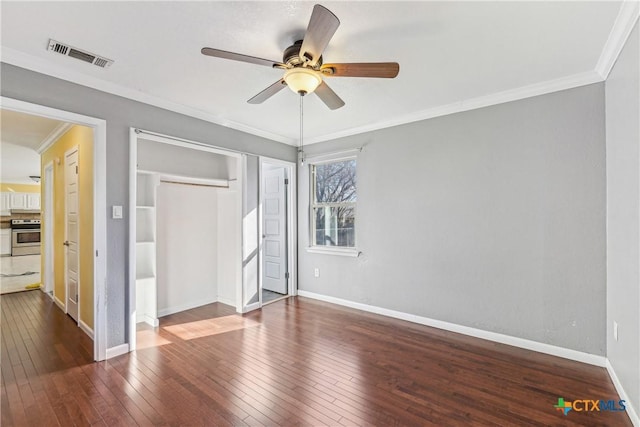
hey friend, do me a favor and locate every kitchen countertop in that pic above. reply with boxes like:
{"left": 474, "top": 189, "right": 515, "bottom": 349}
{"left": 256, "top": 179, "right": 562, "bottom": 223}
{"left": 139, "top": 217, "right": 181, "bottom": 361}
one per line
{"left": 1, "top": 213, "right": 41, "bottom": 229}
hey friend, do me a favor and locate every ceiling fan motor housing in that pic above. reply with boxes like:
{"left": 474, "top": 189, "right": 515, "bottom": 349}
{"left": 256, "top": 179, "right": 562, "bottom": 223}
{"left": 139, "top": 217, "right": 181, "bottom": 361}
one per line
{"left": 284, "top": 40, "right": 322, "bottom": 68}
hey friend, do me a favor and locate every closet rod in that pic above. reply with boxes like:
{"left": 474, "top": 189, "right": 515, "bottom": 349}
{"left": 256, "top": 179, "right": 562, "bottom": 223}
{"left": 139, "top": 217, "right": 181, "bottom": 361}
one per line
{"left": 160, "top": 179, "right": 229, "bottom": 189}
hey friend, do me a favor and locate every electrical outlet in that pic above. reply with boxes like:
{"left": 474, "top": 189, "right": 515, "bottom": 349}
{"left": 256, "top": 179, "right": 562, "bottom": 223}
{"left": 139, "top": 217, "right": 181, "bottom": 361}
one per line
{"left": 613, "top": 321, "right": 618, "bottom": 341}
{"left": 314, "top": 268, "right": 320, "bottom": 278}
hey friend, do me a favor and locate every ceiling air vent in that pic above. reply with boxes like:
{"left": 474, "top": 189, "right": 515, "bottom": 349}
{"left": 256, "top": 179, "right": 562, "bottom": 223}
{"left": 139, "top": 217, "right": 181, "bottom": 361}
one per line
{"left": 47, "top": 39, "right": 114, "bottom": 68}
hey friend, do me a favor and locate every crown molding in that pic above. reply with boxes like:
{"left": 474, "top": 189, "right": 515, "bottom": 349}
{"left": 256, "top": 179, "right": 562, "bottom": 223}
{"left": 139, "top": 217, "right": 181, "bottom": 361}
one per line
{"left": 37, "top": 122, "right": 73, "bottom": 154}
{"left": 595, "top": 1, "right": 640, "bottom": 79}
{"left": 1, "top": 47, "right": 296, "bottom": 146}
{"left": 303, "top": 70, "right": 604, "bottom": 145}
{"left": 3, "top": 46, "right": 607, "bottom": 148}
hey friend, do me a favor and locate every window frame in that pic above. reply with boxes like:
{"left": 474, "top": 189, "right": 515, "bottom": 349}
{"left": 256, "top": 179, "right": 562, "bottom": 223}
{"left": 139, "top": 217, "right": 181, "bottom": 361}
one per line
{"left": 308, "top": 155, "right": 359, "bottom": 257}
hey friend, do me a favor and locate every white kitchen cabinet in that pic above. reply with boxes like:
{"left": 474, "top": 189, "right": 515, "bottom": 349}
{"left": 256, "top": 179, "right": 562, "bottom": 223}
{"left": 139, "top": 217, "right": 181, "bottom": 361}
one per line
{"left": 27, "top": 194, "right": 41, "bottom": 210}
{"left": 0, "top": 229, "right": 11, "bottom": 256}
{"left": 9, "top": 193, "right": 27, "bottom": 210}
{"left": 0, "top": 192, "right": 41, "bottom": 212}
{"left": 0, "top": 193, "right": 10, "bottom": 216}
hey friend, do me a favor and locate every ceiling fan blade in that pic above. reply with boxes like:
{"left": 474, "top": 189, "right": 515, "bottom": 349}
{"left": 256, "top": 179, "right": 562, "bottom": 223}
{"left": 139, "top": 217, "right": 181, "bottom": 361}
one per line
{"left": 247, "top": 79, "right": 287, "bottom": 104}
{"left": 321, "top": 62, "right": 400, "bottom": 78}
{"left": 314, "top": 81, "right": 345, "bottom": 110}
{"left": 201, "top": 47, "right": 284, "bottom": 68}
{"left": 299, "top": 5, "right": 340, "bottom": 66}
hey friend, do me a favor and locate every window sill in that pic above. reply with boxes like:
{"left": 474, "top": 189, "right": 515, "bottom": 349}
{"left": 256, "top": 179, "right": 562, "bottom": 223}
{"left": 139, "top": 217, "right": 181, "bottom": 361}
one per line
{"left": 306, "top": 247, "right": 360, "bottom": 257}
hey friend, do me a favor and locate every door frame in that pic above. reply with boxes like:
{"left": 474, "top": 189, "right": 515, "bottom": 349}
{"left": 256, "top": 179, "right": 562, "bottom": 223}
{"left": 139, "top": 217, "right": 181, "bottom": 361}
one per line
{"left": 128, "top": 128, "right": 244, "bottom": 351}
{"left": 258, "top": 157, "right": 298, "bottom": 306}
{"left": 1, "top": 96, "right": 108, "bottom": 362}
{"left": 43, "top": 161, "right": 54, "bottom": 297}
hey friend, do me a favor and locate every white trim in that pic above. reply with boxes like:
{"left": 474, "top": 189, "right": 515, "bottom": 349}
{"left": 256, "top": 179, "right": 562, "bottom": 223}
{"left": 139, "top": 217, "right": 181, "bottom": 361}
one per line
{"left": 157, "top": 297, "right": 219, "bottom": 318}
{"left": 54, "top": 295, "right": 65, "bottom": 312}
{"left": 305, "top": 149, "right": 362, "bottom": 163}
{"left": 79, "top": 319, "right": 94, "bottom": 340}
{"left": 239, "top": 154, "right": 252, "bottom": 314}
{"left": 1, "top": 96, "right": 109, "bottom": 362}
{"left": 135, "top": 129, "right": 243, "bottom": 158}
{"left": 595, "top": 1, "right": 640, "bottom": 79}
{"left": 2, "top": 47, "right": 295, "bottom": 146}
{"left": 240, "top": 301, "right": 261, "bottom": 314}
{"left": 303, "top": 71, "right": 603, "bottom": 145}
{"left": 105, "top": 344, "right": 130, "bottom": 360}
{"left": 43, "top": 161, "right": 54, "bottom": 295}
{"left": 37, "top": 123, "right": 73, "bottom": 155}
{"left": 128, "top": 129, "right": 137, "bottom": 352}
{"left": 139, "top": 315, "right": 159, "bottom": 328}
{"left": 297, "top": 290, "right": 607, "bottom": 367}
{"left": 606, "top": 359, "right": 640, "bottom": 426}
{"left": 217, "top": 296, "right": 236, "bottom": 307}
{"left": 306, "top": 247, "right": 360, "bottom": 257}
{"left": 3, "top": 47, "right": 608, "bottom": 148}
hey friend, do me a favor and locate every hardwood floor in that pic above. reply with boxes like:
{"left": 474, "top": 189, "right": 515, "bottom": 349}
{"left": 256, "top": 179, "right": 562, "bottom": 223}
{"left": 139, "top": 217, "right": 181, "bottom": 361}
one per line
{"left": 1, "top": 290, "right": 632, "bottom": 426}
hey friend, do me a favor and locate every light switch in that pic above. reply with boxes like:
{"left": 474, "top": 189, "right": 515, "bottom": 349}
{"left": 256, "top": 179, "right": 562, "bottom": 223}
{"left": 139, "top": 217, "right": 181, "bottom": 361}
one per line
{"left": 112, "top": 205, "right": 123, "bottom": 219}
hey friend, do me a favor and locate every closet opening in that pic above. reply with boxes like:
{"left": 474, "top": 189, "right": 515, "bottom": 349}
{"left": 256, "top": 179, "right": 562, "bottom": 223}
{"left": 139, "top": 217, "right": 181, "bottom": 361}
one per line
{"left": 128, "top": 129, "right": 245, "bottom": 351}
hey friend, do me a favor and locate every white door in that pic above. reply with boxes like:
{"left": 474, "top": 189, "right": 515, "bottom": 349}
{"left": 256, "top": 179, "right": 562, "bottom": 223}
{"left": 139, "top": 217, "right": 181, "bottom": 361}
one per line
{"left": 262, "top": 167, "right": 287, "bottom": 294}
{"left": 65, "top": 148, "right": 80, "bottom": 322}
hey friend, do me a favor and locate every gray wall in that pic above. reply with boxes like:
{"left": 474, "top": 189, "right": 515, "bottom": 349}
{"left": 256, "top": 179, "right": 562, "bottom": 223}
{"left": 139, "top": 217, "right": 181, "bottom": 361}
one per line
{"left": 1, "top": 64, "right": 297, "bottom": 347}
{"left": 606, "top": 22, "right": 639, "bottom": 412}
{"left": 298, "top": 83, "right": 606, "bottom": 355}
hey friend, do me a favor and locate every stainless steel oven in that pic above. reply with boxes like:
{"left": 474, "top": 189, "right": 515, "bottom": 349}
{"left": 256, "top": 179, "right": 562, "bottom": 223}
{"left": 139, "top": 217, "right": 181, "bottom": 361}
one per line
{"left": 11, "top": 219, "right": 41, "bottom": 256}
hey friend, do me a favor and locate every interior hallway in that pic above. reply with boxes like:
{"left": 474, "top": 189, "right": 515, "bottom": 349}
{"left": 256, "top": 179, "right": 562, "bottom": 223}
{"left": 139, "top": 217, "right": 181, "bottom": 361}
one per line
{"left": 1, "top": 290, "right": 631, "bottom": 426}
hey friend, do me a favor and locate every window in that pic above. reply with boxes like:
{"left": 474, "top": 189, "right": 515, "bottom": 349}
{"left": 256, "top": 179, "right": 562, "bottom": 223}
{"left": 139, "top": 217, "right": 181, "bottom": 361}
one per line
{"left": 311, "top": 158, "right": 356, "bottom": 248}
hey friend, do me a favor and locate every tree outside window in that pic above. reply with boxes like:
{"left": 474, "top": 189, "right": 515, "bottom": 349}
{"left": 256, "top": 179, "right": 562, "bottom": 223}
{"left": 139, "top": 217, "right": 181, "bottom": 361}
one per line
{"left": 311, "top": 159, "right": 356, "bottom": 247}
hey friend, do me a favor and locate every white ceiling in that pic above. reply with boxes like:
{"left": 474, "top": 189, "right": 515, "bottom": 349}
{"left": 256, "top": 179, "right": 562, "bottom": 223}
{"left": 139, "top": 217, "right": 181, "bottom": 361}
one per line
{"left": 0, "top": 1, "right": 624, "bottom": 145}
{"left": 1, "top": 142, "right": 42, "bottom": 185}
{"left": 1, "top": 109, "right": 64, "bottom": 151}
{"left": 0, "top": 109, "right": 65, "bottom": 184}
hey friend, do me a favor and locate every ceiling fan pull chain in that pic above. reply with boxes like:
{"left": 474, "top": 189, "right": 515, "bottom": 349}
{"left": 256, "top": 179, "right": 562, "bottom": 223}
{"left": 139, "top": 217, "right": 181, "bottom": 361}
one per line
{"left": 299, "top": 93, "right": 304, "bottom": 165}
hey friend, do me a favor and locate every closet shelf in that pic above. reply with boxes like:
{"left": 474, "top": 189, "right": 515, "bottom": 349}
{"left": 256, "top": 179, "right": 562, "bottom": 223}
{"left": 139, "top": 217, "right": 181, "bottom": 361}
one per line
{"left": 137, "top": 205, "right": 155, "bottom": 209}
{"left": 136, "top": 240, "right": 155, "bottom": 245}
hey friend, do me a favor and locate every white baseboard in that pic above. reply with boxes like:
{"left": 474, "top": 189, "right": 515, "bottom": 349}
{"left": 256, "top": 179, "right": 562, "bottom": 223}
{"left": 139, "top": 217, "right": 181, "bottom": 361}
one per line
{"left": 54, "top": 295, "right": 65, "bottom": 312}
{"left": 106, "top": 343, "right": 130, "bottom": 359}
{"left": 79, "top": 319, "right": 94, "bottom": 339}
{"left": 297, "top": 290, "right": 606, "bottom": 367}
{"left": 606, "top": 359, "right": 639, "bottom": 427}
{"left": 157, "top": 296, "right": 218, "bottom": 318}
{"left": 217, "top": 296, "right": 235, "bottom": 307}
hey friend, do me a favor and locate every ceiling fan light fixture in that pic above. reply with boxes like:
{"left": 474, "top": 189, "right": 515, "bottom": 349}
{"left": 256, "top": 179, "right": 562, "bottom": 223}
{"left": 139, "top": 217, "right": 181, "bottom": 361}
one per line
{"left": 284, "top": 68, "right": 322, "bottom": 95}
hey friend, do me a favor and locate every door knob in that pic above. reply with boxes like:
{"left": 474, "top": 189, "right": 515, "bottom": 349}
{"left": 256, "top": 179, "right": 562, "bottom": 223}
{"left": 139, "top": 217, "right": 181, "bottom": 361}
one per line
{"left": 63, "top": 241, "right": 70, "bottom": 246}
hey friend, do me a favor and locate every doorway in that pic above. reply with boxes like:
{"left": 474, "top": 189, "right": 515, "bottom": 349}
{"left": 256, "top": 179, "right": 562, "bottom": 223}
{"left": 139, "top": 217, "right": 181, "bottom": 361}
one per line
{"left": 259, "top": 158, "right": 297, "bottom": 305}
{"left": 1, "top": 96, "right": 108, "bottom": 362}
{"left": 129, "top": 129, "right": 245, "bottom": 351}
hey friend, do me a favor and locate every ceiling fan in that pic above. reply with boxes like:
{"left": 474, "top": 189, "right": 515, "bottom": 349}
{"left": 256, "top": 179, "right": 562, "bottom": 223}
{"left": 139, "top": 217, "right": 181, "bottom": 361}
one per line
{"left": 201, "top": 4, "right": 399, "bottom": 110}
